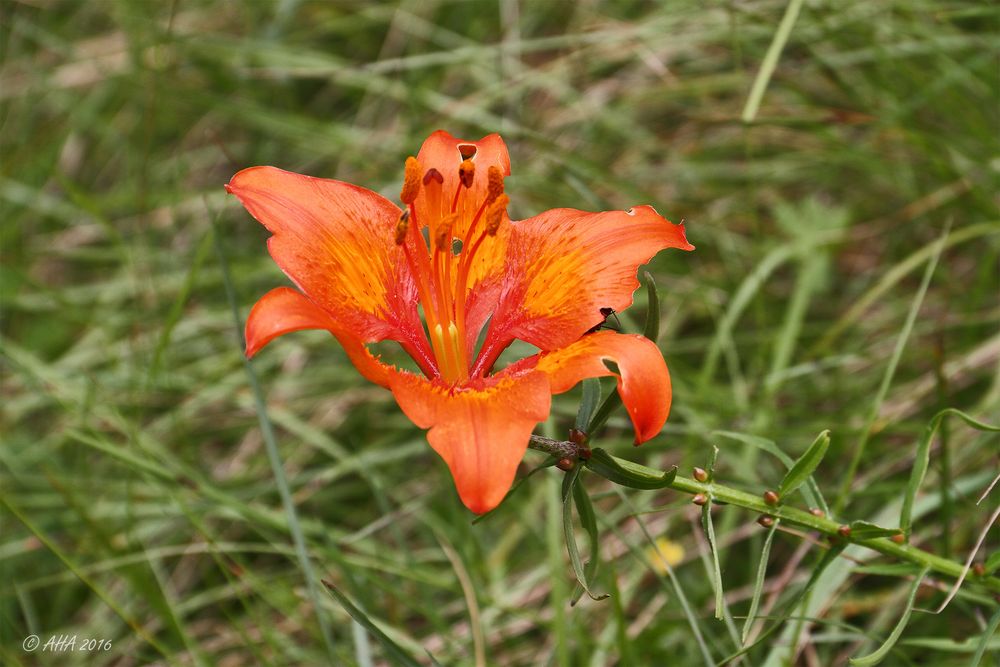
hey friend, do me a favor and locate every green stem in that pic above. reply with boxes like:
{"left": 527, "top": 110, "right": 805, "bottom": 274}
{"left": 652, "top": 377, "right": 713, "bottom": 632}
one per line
{"left": 527, "top": 436, "right": 1000, "bottom": 594}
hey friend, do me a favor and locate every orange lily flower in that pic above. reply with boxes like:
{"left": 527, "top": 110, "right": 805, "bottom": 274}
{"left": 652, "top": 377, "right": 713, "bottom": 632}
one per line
{"left": 226, "top": 131, "right": 693, "bottom": 514}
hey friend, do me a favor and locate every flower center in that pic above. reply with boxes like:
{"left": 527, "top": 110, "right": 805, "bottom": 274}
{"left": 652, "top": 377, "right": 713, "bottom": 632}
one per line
{"left": 397, "top": 155, "right": 509, "bottom": 383}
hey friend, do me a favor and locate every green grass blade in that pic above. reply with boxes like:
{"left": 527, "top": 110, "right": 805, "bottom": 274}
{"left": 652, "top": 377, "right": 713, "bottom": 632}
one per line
{"left": 968, "top": 605, "right": 1000, "bottom": 667}
{"left": 321, "top": 582, "right": 425, "bottom": 667}
{"left": 741, "top": 0, "right": 806, "bottom": 122}
{"left": 849, "top": 566, "right": 930, "bottom": 666}
{"left": 212, "top": 218, "right": 338, "bottom": 661}
{"left": 834, "top": 222, "right": 950, "bottom": 515}
{"left": 901, "top": 408, "right": 1000, "bottom": 536}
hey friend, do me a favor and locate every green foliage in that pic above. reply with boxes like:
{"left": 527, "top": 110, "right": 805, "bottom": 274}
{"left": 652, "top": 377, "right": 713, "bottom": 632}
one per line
{"left": 2, "top": 1, "right": 997, "bottom": 665}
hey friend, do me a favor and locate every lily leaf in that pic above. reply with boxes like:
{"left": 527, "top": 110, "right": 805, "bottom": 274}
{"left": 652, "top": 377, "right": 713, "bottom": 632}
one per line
{"left": 642, "top": 270, "right": 660, "bottom": 342}
{"left": 561, "top": 465, "right": 608, "bottom": 601}
{"left": 585, "top": 448, "right": 677, "bottom": 490}
{"left": 575, "top": 378, "right": 602, "bottom": 432}
{"left": 777, "top": 430, "right": 830, "bottom": 500}
{"left": 850, "top": 521, "right": 902, "bottom": 541}
{"left": 742, "top": 522, "right": 777, "bottom": 644}
{"left": 701, "top": 495, "right": 724, "bottom": 619}
{"left": 714, "top": 430, "right": 828, "bottom": 514}
{"left": 849, "top": 565, "right": 930, "bottom": 666}
{"left": 570, "top": 478, "right": 607, "bottom": 604}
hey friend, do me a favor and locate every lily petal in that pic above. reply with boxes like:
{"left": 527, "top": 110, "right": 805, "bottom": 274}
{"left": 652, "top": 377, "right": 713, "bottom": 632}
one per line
{"left": 533, "top": 331, "right": 672, "bottom": 444}
{"left": 389, "top": 369, "right": 551, "bottom": 514}
{"left": 484, "top": 206, "right": 693, "bottom": 357}
{"left": 226, "top": 167, "right": 430, "bottom": 363}
{"left": 245, "top": 287, "right": 393, "bottom": 388}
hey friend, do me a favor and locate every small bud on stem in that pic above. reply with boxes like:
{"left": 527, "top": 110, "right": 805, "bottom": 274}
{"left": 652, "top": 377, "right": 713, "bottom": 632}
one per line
{"left": 693, "top": 467, "right": 708, "bottom": 483}
{"left": 556, "top": 457, "right": 575, "bottom": 471}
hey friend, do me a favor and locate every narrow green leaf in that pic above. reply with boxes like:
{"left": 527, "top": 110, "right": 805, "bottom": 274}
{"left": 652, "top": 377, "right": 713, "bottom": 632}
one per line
{"left": 570, "top": 479, "right": 606, "bottom": 605}
{"left": 706, "top": 444, "right": 719, "bottom": 477}
{"left": 849, "top": 521, "right": 902, "bottom": 541}
{"left": 968, "top": 605, "right": 1000, "bottom": 667}
{"left": 742, "top": 522, "right": 777, "bottom": 644}
{"left": 561, "top": 465, "right": 607, "bottom": 601}
{"left": 852, "top": 563, "right": 923, "bottom": 577}
{"left": 714, "top": 430, "right": 828, "bottom": 513}
{"left": 587, "top": 391, "right": 622, "bottom": 435}
{"left": 778, "top": 430, "right": 830, "bottom": 499}
{"left": 984, "top": 551, "right": 1000, "bottom": 575}
{"left": 701, "top": 499, "right": 724, "bottom": 619}
{"left": 722, "top": 542, "right": 848, "bottom": 663}
{"left": 575, "top": 378, "right": 602, "bottom": 431}
{"left": 741, "top": 0, "right": 805, "bottom": 122}
{"left": 849, "top": 565, "right": 930, "bottom": 666}
{"left": 585, "top": 448, "right": 677, "bottom": 490}
{"left": 642, "top": 271, "right": 660, "bottom": 342}
{"left": 322, "top": 582, "right": 424, "bottom": 667}
{"left": 901, "top": 409, "right": 1000, "bottom": 536}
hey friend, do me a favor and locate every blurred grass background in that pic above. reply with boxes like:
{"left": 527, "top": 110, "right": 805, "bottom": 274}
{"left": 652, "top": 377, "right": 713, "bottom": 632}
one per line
{"left": 1, "top": 0, "right": 998, "bottom": 665}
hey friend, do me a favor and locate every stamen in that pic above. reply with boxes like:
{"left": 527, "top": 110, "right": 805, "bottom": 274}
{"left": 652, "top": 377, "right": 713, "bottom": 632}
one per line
{"left": 486, "top": 165, "right": 504, "bottom": 205}
{"left": 485, "top": 193, "right": 509, "bottom": 236}
{"left": 394, "top": 209, "right": 410, "bottom": 245}
{"left": 400, "top": 157, "right": 422, "bottom": 204}
{"left": 435, "top": 213, "right": 458, "bottom": 252}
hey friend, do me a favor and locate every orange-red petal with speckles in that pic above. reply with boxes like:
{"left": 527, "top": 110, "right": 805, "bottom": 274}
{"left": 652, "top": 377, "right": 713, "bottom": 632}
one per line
{"left": 480, "top": 206, "right": 693, "bottom": 363}
{"left": 532, "top": 331, "right": 672, "bottom": 444}
{"left": 389, "top": 368, "right": 551, "bottom": 514}
{"left": 245, "top": 287, "right": 395, "bottom": 388}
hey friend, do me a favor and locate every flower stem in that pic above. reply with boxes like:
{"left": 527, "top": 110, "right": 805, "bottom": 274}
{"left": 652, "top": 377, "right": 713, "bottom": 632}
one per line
{"left": 527, "top": 435, "right": 1000, "bottom": 595}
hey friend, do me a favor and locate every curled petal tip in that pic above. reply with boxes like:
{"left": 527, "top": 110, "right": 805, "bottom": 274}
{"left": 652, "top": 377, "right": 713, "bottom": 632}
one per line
{"left": 224, "top": 183, "right": 233, "bottom": 194}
